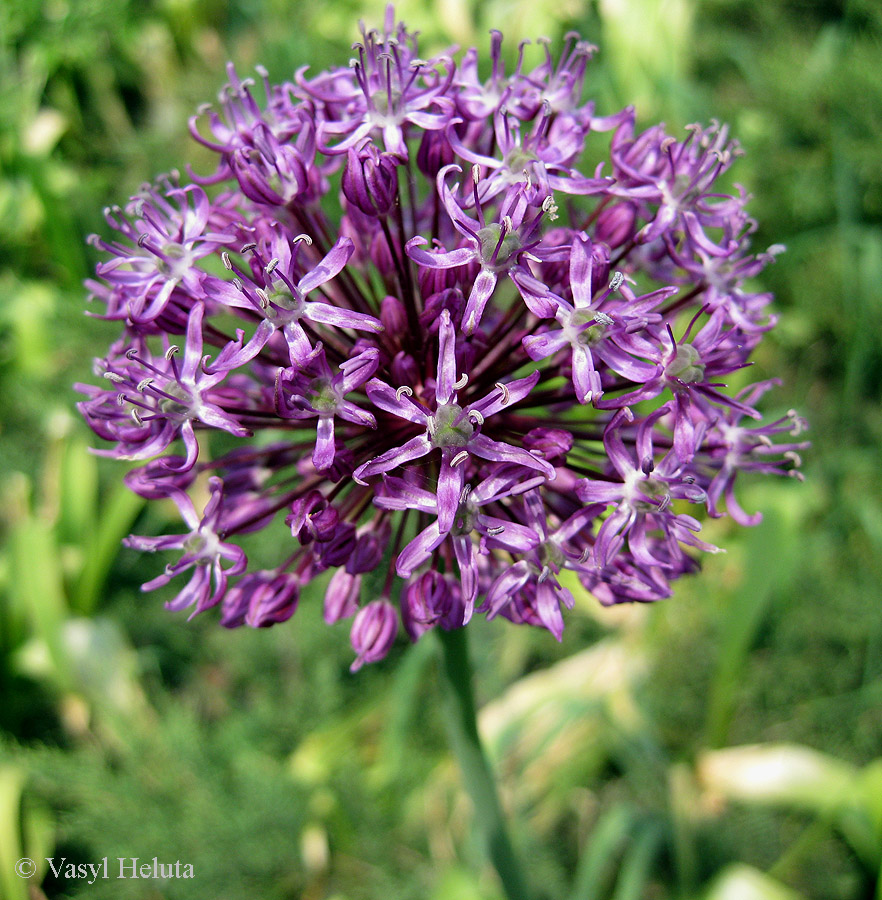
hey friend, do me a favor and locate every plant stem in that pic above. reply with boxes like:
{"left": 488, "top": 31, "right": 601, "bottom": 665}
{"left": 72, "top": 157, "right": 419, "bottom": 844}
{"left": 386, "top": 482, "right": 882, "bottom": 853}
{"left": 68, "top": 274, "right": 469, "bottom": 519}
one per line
{"left": 436, "top": 626, "right": 534, "bottom": 900}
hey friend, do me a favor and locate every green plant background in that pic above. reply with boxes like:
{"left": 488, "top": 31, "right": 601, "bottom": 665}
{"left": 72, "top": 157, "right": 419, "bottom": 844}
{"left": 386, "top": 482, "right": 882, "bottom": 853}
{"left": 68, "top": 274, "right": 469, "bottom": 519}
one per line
{"left": 1, "top": 0, "right": 881, "bottom": 898}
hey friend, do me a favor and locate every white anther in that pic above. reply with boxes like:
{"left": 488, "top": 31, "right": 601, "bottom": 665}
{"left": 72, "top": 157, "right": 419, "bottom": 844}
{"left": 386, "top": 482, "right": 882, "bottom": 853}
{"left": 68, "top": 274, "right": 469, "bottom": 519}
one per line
{"left": 396, "top": 386, "right": 413, "bottom": 401}
{"left": 137, "top": 233, "right": 150, "bottom": 247}
{"left": 266, "top": 257, "right": 280, "bottom": 275}
{"left": 103, "top": 372, "right": 125, "bottom": 383}
{"left": 609, "top": 271, "right": 624, "bottom": 291}
{"left": 255, "top": 288, "right": 270, "bottom": 309}
{"left": 501, "top": 215, "right": 513, "bottom": 232}
{"left": 757, "top": 434, "right": 774, "bottom": 448}
{"left": 485, "top": 525, "right": 505, "bottom": 536}
{"left": 468, "top": 410, "right": 484, "bottom": 426}
{"left": 784, "top": 451, "right": 802, "bottom": 467}
{"left": 542, "top": 196, "right": 556, "bottom": 213}
{"left": 240, "top": 242, "right": 257, "bottom": 253}
{"left": 454, "top": 373, "right": 468, "bottom": 390}
{"left": 472, "top": 164, "right": 481, "bottom": 184}
{"left": 292, "top": 233, "right": 313, "bottom": 246}
{"left": 537, "top": 566, "right": 551, "bottom": 584}
{"left": 136, "top": 378, "right": 154, "bottom": 392}
{"left": 221, "top": 251, "right": 232, "bottom": 270}
{"left": 495, "top": 382, "right": 510, "bottom": 404}
{"left": 459, "top": 485, "right": 472, "bottom": 504}
{"left": 116, "top": 393, "right": 126, "bottom": 406}
{"left": 451, "top": 450, "right": 469, "bottom": 468}
{"left": 656, "top": 496, "right": 671, "bottom": 513}
{"left": 683, "top": 475, "right": 696, "bottom": 484}
{"left": 410, "top": 58, "right": 427, "bottom": 68}
{"left": 131, "top": 409, "right": 144, "bottom": 427}
{"left": 165, "top": 345, "right": 180, "bottom": 360}
{"left": 594, "top": 312, "right": 614, "bottom": 326}
{"left": 578, "top": 548, "right": 592, "bottom": 564}
{"left": 232, "top": 277, "right": 244, "bottom": 292}
{"left": 427, "top": 417, "right": 436, "bottom": 438}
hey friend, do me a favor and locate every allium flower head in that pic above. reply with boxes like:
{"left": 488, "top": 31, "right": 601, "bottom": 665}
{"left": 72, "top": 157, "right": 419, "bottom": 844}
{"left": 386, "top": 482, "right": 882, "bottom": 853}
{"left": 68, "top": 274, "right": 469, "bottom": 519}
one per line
{"left": 78, "top": 7, "right": 807, "bottom": 670}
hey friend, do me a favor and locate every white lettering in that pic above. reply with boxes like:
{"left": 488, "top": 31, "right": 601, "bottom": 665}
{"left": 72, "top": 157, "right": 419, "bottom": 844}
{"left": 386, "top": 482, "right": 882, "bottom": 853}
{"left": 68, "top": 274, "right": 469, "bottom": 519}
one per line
{"left": 118, "top": 858, "right": 139, "bottom": 878}
{"left": 45, "top": 858, "right": 65, "bottom": 878}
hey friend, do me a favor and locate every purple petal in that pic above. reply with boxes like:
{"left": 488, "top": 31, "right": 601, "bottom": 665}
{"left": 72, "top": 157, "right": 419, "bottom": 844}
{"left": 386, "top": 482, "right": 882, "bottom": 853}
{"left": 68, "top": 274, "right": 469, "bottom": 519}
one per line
{"left": 396, "top": 522, "right": 445, "bottom": 577}
{"left": 437, "top": 453, "right": 466, "bottom": 533}
{"left": 353, "top": 433, "right": 432, "bottom": 484}
{"left": 462, "top": 268, "right": 497, "bottom": 335}
{"left": 469, "top": 433, "right": 556, "bottom": 480}
{"left": 436, "top": 309, "right": 458, "bottom": 405}
{"left": 364, "top": 378, "right": 429, "bottom": 425}
{"left": 298, "top": 236, "right": 354, "bottom": 295}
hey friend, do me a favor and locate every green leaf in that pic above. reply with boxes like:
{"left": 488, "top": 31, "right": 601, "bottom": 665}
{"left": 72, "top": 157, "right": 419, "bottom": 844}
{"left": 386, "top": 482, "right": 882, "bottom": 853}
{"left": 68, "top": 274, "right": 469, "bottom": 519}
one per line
{"left": 568, "top": 803, "right": 634, "bottom": 900}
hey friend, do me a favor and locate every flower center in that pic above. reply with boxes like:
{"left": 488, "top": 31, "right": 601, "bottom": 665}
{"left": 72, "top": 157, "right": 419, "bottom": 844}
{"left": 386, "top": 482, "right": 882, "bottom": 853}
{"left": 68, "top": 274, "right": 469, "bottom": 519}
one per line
{"left": 159, "top": 382, "right": 195, "bottom": 417}
{"left": 503, "top": 146, "right": 537, "bottom": 175}
{"left": 309, "top": 378, "right": 338, "bottom": 414}
{"left": 632, "top": 476, "right": 670, "bottom": 512}
{"left": 430, "top": 403, "right": 474, "bottom": 448}
{"left": 477, "top": 223, "right": 522, "bottom": 267}
{"left": 665, "top": 342, "right": 705, "bottom": 383}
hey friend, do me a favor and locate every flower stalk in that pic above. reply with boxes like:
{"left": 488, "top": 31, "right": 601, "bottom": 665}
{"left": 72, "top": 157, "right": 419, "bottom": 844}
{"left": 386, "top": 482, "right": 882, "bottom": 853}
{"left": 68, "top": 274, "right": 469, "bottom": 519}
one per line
{"left": 436, "top": 625, "right": 534, "bottom": 900}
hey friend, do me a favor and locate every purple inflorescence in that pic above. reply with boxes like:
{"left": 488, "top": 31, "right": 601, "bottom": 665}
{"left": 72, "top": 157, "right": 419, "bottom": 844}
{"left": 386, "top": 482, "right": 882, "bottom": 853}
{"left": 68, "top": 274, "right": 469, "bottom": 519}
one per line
{"left": 77, "top": 8, "right": 808, "bottom": 670}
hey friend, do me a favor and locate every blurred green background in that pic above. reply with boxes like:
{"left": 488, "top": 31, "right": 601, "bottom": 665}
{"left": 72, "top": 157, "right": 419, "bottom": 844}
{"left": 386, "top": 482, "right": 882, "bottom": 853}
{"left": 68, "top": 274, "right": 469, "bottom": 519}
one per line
{"left": 1, "top": 0, "right": 881, "bottom": 898}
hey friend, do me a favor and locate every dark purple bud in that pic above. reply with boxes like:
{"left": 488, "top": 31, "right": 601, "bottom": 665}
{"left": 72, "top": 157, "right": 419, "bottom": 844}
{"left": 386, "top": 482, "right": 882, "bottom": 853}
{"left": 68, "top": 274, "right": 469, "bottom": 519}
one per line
{"left": 380, "top": 295, "right": 408, "bottom": 334}
{"left": 246, "top": 572, "right": 300, "bottom": 627}
{"left": 523, "top": 428, "right": 574, "bottom": 461}
{"left": 324, "top": 569, "right": 361, "bottom": 623}
{"left": 287, "top": 490, "right": 339, "bottom": 544}
{"left": 124, "top": 459, "right": 196, "bottom": 499}
{"left": 589, "top": 241, "right": 611, "bottom": 296}
{"left": 390, "top": 351, "right": 419, "bottom": 386}
{"left": 324, "top": 441, "right": 355, "bottom": 481}
{"left": 349, "top": 600, "right": 398, "bottom": 671}
{"left": 594, "top": 202, "right": 638, "bottom": 249}
{"left": 317, "top": 521, "right": 357, "bottom": 567}
{"left": 342, "top": 142, "right": 399, "bottom": 217}
{"left": 416, "top": 127, "right": 455, "bottom": 178}
{"left": 220, "top": 571, "right": 299, "bottom": 628}
{"left": 403, "top": 571, "right": 453, "bottom": 625}
{"left": 418, "top": 261, "right": 462, "bottom": 297}
{"left": 347, "top": 522, "right": 391, "bottom": 575}
{"left": 419, "top": 289, "right": 464, "bottom": 332}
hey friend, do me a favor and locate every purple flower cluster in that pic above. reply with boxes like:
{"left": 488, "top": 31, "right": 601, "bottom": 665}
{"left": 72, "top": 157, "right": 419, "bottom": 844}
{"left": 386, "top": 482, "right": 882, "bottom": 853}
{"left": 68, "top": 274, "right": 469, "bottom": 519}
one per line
{"left": 78, "top": 9, "right": 807, "bottom": 670}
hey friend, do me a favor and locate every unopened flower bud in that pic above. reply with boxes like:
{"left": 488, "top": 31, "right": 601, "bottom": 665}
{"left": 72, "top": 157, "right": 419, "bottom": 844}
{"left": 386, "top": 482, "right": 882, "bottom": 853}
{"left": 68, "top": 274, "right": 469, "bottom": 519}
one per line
{"left": 594, "top": 202, "right": 638, "bottom": 248}
{"left": 416, "top": 127, "right": 455, "bottom": 178}
{"left": 404, "top": 571, "right": 453, "bottom": 625}
{"left": 350, "top": 600, "right": 398, "bottom": 671}
{"left": 287, "top": 491, "right": 339, "bottom": 544}
{"left": 324, "top": 569, "right": 361, "bottom": 623}
{"left": 342, "top": 142, "right": 399, "bottom": 216}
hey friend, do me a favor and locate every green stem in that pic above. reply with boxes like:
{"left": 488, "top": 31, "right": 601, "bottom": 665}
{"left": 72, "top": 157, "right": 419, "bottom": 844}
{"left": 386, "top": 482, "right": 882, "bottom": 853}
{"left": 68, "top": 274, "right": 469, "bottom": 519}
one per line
{"left": 436, "top": 626, "right": 534, "bottom": 900}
